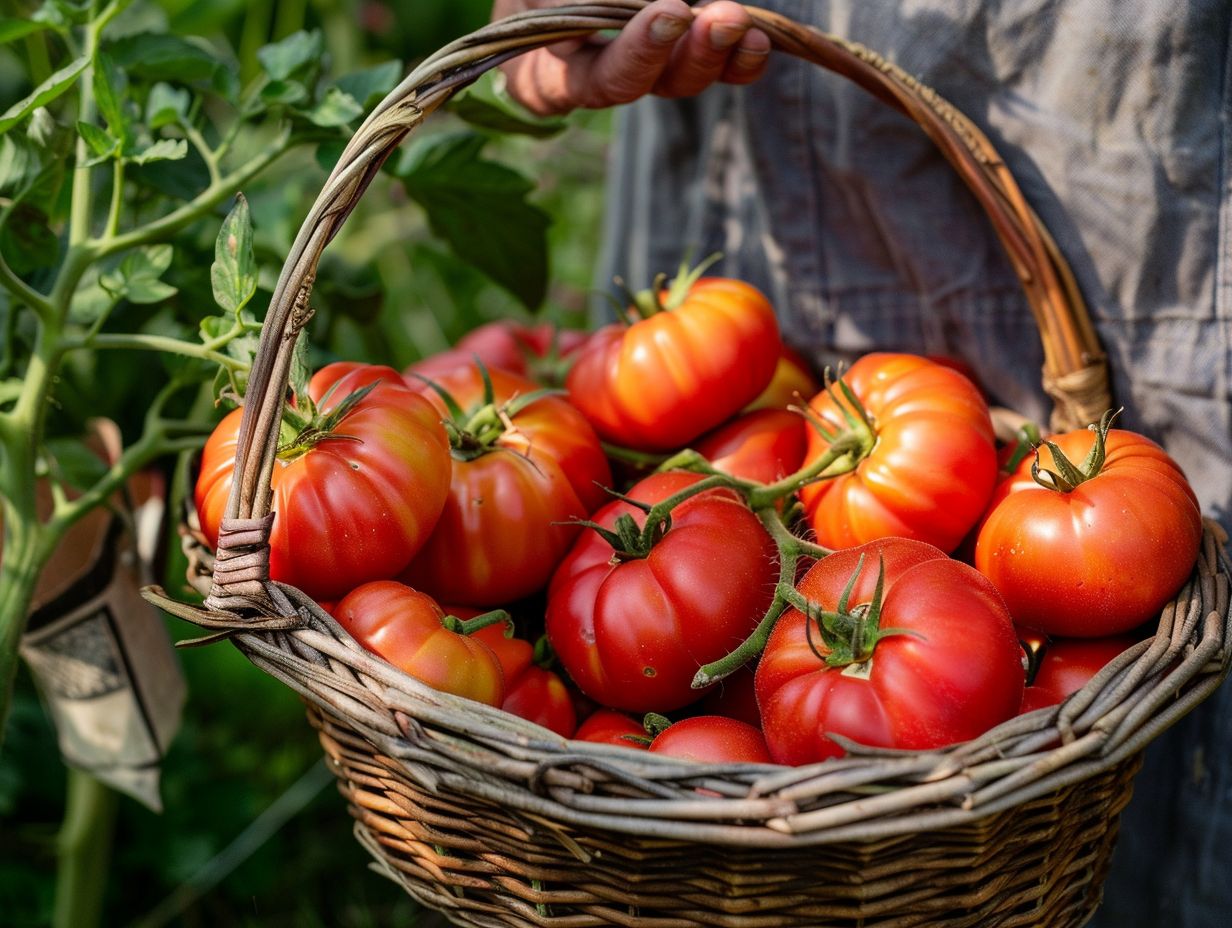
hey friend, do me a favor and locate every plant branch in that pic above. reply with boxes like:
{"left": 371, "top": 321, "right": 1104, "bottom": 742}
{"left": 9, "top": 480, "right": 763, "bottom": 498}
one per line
{"left": 0, "top": 252, "right": 54, "bottom": 325}
{"left": 93, "top": 126, "right": 293, "bottom": 259}
{"left": 62, "top": 332, "right": 250, "bottom": 371}
{"left": 182, "top": 122, "right": 221, "bottom": 186}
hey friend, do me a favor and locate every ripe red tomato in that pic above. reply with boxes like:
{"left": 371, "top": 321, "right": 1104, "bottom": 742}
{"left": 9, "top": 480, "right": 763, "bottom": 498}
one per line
{"left": 406, "top": 321, "right": 590, "bottom": 384}
{"left": 743, "top": 345, "right": 820, "bottom": 413}
{"left": 695, "top": 663, "right": 762, "bottom": 727}
{"left": 195, "top": 364, "right": 451, "bottom": 600}
{"left": 401, "top": 362, "right": 612, "bottom": 605}
{"left": 756, "top": 537, "right": 1024, "bottom": 765}
{"left": 974, "top": 416, "right": 1201, "bottom": 637}
{"left": 798, "top": 353, "right": 997, "bottom": 554}
{"left": 566, "top": 274, "right": 781, "bottom": 450}
{"left": 574, "top": 709, "right": 648, "bottom": 749}
{"left": 546, "top": 471, "right": 778, "bottom": 713}
{"left": 1019, "top": 636, "right": 1140, "bottom": 714}
{"left": 332, "top": 581, "right": 504, "bottom": 706}
{"left": 692, "top": 409, "right": 808, "bottom": 485}
{"left": 470, "top": 623, "right": 578, "bottom": 737}
{"left": 648, "top": 716, "right": 771, "bottom": 764}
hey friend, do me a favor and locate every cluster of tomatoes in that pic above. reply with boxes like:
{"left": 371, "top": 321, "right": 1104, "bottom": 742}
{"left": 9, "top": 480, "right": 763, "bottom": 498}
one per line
{"left": 195, "top": 262, "right": 1204, "bottom": 767}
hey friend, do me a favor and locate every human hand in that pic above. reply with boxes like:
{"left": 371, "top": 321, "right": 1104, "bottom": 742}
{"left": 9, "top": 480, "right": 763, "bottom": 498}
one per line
{"left": 490, "top": 0, "right": 771, "bottom": 116}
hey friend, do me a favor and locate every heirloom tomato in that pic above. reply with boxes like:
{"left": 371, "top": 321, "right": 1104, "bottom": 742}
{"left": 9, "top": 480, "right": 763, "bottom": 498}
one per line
{"left": 1019, "top": 635, "right": 1140, "bottom": 714}
{"left": 407, "top": 320, "right": 589, "bottom": 385}
{"left": 574, "top": 710, "right": 649, "bottom": 749}
{"left": 756, "top": 538, "right": 1023, "bottom": 765}
{"left": 402, "top": 362, "right": 612, "bottom": 605}
{"left": 195, "top": 363, "right": 451, "bottom": 601}
{"left": 333, "top": 581, "right": 504, "bottom": 706}
{"left": 692, "top": 408, "right": 808, "bottom": 486}
{"left": 471, "top": 623, "right": 578, "bottom": 737}
{"left": 974, "top": 412, "right": 1201, "bottom": 637}
{"left": 798, "top": 353, "right": 997, "bottom": 553}
{"left": 546, "top": 471, "right": 777, "bottom": 713}
{"left": 649, "top": 716, "right": 771, "bottom": 764}
{"left": 566, "top": 264, "right": 780, "bottom": 450}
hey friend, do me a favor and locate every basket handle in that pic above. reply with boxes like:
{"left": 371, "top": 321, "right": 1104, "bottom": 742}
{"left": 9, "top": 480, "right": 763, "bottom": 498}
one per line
{"left": 204, "top": 0, "right": 1109, "bottom": 614}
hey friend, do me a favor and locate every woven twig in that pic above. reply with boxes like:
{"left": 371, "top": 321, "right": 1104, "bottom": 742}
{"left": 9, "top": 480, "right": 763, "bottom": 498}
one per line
{"left": 144, "top": 3, "right": 1232, "bottom": 925}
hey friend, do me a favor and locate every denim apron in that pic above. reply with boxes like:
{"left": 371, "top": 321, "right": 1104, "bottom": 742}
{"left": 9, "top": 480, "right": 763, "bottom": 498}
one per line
{"left": 599, "top": 2, "right": 1232, "bottom": 924}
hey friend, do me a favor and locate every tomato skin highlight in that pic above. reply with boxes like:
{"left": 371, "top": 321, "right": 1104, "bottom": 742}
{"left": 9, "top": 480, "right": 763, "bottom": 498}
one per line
{"left": 756, "top": 538, "right": 1024, "bottom": 765}
{"left": 974, "top": 427, "right": 1201, "bottom": 637}
{"left": 546, "top": 471, "right": 778, "bottom": 713}
{"left": 566, "top": 277, "right": 781, "bottom": 451}
{"left": 401, "top": 363, "right": 612, "bottom": 606}
{"left": 798, "top": 353, "right": 997, "bottom": 554}
{"left": 333, "top": 581, "right": 504, "bottom": 706}
{"left": 649, "top": 716, "right": 771, "bottom": 764}
{"left": 195, "top": 364, "right": 451, "bottom": 601}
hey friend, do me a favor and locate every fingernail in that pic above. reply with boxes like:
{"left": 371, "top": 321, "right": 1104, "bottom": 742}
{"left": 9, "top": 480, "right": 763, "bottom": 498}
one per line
{"left": 650, "top": 14, "right": 690, "bottom": 44}
{"left": 709, "top": 22, "right": 746, "bottom": 50}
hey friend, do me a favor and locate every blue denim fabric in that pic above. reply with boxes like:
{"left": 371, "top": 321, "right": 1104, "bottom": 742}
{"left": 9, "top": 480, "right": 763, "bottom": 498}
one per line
{"left": 599, "top": 2, "right": 1232, "bottom": 924}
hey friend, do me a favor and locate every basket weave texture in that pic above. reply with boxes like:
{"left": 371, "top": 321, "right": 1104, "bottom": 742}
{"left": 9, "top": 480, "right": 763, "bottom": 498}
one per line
{"left": 147, "top": 3, "right": 1232, "bottom": 926}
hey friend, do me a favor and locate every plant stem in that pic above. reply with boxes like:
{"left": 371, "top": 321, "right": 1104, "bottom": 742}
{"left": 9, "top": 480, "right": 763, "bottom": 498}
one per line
{"left": 62, "top": 332, "right": 250, "bottom": 371}
{"left": 182, "top": 122, "right": 220, "bottom": 186}
{"left": 103, "top": 158, "right": 124, "bottom": 239}
{"left": 51, "top": 768, "right": 117, "bottom": 928}
{"left": 0, "top": 521, "right": 45, "bottom": 748}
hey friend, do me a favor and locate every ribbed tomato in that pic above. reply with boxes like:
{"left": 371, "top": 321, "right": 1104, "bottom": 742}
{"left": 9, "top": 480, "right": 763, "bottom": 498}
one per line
{"left": 974, "top": 413, "right": 1201, "bottom": 637}
{"left": 195, "top": 364, "right": 451, "bottom": 600}
{"left": 546, "top": 471, "right": 777, "bottom": 713}
{"left": 402, "top": 362, "right": 612, "bottom": 606}
{"left": 566, "top": 268, "right": 780, "bottom": 451}
{"left": 798, "top": 353, "right": 997, "bottom": 553}
{"left": 756, "top": 537, "right": 1023, "bottom": 765}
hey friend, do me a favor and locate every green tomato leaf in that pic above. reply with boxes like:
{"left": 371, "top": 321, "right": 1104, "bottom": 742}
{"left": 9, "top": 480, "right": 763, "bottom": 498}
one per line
{"left": 128, "top": 137, "right": 187, "bottom": 165}
{"left": 211, "top": 194, "right": 256, "bottom": 314}
{"left": 0, "top": 18, "right": 54, "bottom": 45}
{"left": 0, "top": 55, "right": 88, "bottom": 136}
{"left": 99, "top": 244, "right": 178, "bottom": 305}
{"left": 146, "top": 82, "right": 190, "bottom": 129}
{"left": 69, "top": 266, "right": 118, "bottom": 324}
{"left": 93, "top": 52, "right": 130, "bottom": 146}
{"left": 301, "top": 87, "right": 363, "bottom": 128}
{"left": 76, "top": 121, "right": 118, "bottom": 160}
{"left": 259, "top": 79, "right": 309, "bottom": 108}
{"left": 333, "top": 60, "right": 402, "bottom": 110}
{"left": 0, "top": 135, "right": 42, "bottom": 195}
{"left": 105, "top": 33, "right": 231, "bottom": 87}
{"left": 400, "top": 132, "right": 549, "bottom": 310}
{"left": 256, "top": 30, "right": 323, "bottom": 82}
{"left": 26, "top": 107, "right": 61, "bottom": 149}
{"left": 449, "top": 92, "right": 566, "bottom": 139}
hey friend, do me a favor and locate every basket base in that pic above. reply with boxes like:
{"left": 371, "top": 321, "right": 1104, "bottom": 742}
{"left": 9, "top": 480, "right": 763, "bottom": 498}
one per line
{"left": 308, "top": 705, "right": 1140, "bottom": 928}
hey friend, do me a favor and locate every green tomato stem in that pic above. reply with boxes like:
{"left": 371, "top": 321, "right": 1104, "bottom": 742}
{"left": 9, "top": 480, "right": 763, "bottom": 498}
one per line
{"left": 61, "top": 332, "right": 250, "bottom": 371}
{"left": 51, "top": 768, "right": 117, "bottom": 928}
{"left": 443, "top": 609, "right": 511, "bottom": 636}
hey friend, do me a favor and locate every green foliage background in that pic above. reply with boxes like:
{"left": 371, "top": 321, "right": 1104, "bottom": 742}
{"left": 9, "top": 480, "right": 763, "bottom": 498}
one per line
{"left": 0, "top": 0, "right": 611, "bottom": 924}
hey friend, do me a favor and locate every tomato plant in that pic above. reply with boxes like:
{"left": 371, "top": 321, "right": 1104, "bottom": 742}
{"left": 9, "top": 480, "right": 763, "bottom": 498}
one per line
{"left": 546, "top": 471, "right": 778, "bottom": 712}
{"left": 797, "top": 353, "right": 997, "bottom": 553}
{"left": 401, "top": 362, "right": 612, "bottom": 605}
{"left": 566, "top": 261, "right": 781, "bottom": 450}
{"left": 692, "top": 409, "right": 808, "bottom": 486}
{"left": 332, "top": 581, "right": 505, "bottom": 706}
{"left": 648, "top": 716, "right": 771, "bottom": 764}
{"left": 756, "top": 537, "right": 1024, "bottom": 765}
{"left": 196, "top": 364, "right": 452, "bottom": 600}
{"left": 975, "top": 411, "right": 1202, "bottom": 636}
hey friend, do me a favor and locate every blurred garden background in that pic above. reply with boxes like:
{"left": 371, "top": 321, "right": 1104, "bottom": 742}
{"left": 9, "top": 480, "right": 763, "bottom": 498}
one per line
{"left": 0, "top": 0, "right": 612, "bottom": 924}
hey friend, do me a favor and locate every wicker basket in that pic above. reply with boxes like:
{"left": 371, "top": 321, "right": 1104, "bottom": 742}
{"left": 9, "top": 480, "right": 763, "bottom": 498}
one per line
{"left": 145, "top": 3, "right": 1232, "bottom": 926}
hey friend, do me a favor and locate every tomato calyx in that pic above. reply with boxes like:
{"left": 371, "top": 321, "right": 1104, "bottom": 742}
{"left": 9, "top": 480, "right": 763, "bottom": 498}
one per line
{"left": 440, "top": 608, "right": 512, "bottom": 637}
{"left": 1031, "top": 408, "right": 1121, "bottom": 493}
{"left": 276, "top": 380, "right": 379, "bottom": 461}
{"left": 624, "top": 252, "right": 723, "bottom": 320}
{"left": 798, "top": 370, "right": 878, "bottom": 475}
{"left": 578, "top": 474, "right": 733, "bottom": 561}
{"left": 415, "top": 364, "right": 564, "bottom": 462}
